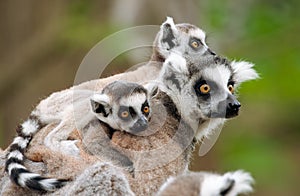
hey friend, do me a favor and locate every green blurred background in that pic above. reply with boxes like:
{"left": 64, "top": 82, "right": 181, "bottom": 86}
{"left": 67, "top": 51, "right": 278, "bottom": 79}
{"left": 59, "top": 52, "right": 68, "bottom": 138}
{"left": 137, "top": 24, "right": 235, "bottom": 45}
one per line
{"left": 0, "top": 0, "right": 299, "bottom": 195}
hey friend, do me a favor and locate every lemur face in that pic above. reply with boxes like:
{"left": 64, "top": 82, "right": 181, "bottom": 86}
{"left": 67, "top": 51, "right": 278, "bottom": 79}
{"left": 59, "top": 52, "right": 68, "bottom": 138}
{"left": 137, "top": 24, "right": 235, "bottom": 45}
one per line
{"left": 160, "top": 53, "right": 258, "bottom": 122}
{"left": 90, "top": 81, "right": 151, "bottom": 134}
{"left": 154, "top": 17, "right": 215, "bottom": 61}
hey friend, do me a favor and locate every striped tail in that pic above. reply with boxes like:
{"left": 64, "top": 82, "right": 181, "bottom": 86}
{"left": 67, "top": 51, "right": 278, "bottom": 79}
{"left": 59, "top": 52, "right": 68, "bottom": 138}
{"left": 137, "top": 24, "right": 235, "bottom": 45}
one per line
{"left": 5, "top": 115, "right": 68, "bottom": 191}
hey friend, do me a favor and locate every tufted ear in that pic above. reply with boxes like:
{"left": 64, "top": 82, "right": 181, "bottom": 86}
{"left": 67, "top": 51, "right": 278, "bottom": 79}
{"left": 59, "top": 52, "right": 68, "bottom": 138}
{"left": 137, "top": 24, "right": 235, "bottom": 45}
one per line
{"left": 144, "top": 83, "right": 159, "bottom": 98}
{"left": 90, "top": 94, "right": 111, "bottom": 117}
{"left": 159, "top": 16, "right": 179, "bottom": 50}
{"left": 230, "top": 60, "right": 259, "bottom": 84}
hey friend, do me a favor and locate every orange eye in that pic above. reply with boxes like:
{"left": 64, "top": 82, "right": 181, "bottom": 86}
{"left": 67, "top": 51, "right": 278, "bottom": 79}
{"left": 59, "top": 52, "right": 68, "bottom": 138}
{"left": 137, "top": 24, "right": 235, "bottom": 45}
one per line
{"left": 121, "top": 111, "right": 129, "bottom": 118}
{"left": 191, "top": 41, "right": 199, "bottom": 48}
{"left": 143, "top": 106, "right": 150, "bottom": 113}
{"left": 199, "top": 84, "right": 210, "bottom": 94}
{"left": 228, "top": 84, "right": 234, "bottom": 93}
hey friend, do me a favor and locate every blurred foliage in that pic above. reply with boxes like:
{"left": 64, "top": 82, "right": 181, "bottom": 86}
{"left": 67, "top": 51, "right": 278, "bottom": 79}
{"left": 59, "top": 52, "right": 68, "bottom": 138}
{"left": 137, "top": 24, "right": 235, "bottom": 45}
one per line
{"left": 0, "top": 0, "right": 299, "bottom": 195}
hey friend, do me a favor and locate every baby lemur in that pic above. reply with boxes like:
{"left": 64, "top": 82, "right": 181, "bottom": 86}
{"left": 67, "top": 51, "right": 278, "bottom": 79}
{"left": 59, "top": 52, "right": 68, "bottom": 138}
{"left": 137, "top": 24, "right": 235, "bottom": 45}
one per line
{"left": 5, "top": 80, "right": 153, "bottom": 191}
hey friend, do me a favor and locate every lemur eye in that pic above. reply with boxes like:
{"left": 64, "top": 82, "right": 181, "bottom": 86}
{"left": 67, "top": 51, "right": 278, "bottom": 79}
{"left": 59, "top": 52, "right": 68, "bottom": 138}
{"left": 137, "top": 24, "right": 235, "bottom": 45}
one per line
{"left": 228, "top": 84, "right": 234, "bottom": 93}
{"left": 121, "top": 111, "right": 129, "bottom": 118}
{"left": 143, "top": 106, "right": 150, "bottom": 113}
{"left": 199, "top": 84, "right": 210, "bottom": 94}
{"left": 191, "top": 40, "right": 200, "bottom": 48}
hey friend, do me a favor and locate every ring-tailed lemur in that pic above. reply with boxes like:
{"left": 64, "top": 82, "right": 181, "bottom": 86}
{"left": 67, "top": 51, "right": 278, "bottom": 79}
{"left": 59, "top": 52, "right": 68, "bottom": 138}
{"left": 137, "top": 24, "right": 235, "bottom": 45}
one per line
{"left": 31, "top": 16, "right": 216, "bottom": 123}
{"left": 80, "top": 52, "right": 258, "bottom": 194}
{"left": 156, "top": 170, "right": 254, "bottom": 196}
{"left": 158, "top": 52, "right": 258, "bottom": 140}
{"left": 4, "top": 17, "right": 218, "bottom": 192}
{"left": 5, "top": 81, "right": 153, "bottom": 192}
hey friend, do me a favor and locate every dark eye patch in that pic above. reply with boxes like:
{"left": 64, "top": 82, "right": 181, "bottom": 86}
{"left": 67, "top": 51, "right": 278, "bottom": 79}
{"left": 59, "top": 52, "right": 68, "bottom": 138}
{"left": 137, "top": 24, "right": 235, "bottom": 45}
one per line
{"left": 129, "top": 107, "right": 137, "bottom": 118}
{"left": 227, "top": 81, "right": 235, "bottom": 86}
{"left": 141, "top": 101, "right": 150, "bottom": 116}
{"left": 118, "top": 106, "right": 131, "bottom": 121}
{"left": 194, "top": 79, "right": 219, "bottom": 100}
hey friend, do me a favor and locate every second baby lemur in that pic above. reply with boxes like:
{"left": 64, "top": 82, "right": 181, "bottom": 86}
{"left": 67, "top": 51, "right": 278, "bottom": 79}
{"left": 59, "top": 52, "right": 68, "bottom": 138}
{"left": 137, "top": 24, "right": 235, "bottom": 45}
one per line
{"left": 5, "top": 80, "right": 153, "bottom": 191}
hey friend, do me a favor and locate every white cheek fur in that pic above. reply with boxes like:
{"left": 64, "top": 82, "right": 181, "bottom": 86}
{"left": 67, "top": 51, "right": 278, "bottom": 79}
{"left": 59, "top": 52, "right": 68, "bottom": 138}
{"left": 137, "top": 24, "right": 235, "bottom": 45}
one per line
{"left": 231, "top": 60, "right": 259, "bottom": 84}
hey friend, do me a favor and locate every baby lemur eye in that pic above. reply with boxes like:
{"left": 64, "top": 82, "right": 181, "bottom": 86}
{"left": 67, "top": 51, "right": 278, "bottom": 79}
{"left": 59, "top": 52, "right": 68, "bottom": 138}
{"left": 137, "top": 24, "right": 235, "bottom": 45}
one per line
{"left": 189, "top": 38, "right": 202, "bottom": 50}
{"left": 143, "top": 106, "right": 150, "bottom": 114}
{"left": 118, "top": 106, "right": 132, "bottom": 120}
{"left": 121, "top": 111, "right": 129, "bottom": 118}
{"left": 227, "top": 82, "right": 235, "bottom": 94}
{"left": 141, "top": 101, "right": 150, "bottom": 116}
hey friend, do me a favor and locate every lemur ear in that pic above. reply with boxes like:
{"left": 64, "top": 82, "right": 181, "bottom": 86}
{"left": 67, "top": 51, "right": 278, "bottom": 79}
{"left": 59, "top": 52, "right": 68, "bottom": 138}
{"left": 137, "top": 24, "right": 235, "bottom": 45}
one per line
{"left": 90, "top": 94, "right": 111, "bottom": 117}
{"left": 230, "top": 60, "right": 259, "bottom": 84}
{"left": 144, "top": 83, "right": 159, "bottom": 98}
{"left": 160, "top": 16, "right": 179, "bottom": 50}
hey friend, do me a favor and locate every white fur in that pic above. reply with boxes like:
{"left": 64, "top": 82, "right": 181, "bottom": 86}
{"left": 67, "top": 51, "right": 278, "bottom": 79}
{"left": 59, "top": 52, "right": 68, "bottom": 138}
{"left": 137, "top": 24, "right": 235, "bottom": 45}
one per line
{"left": 39, "top": 178, "right": 64, "bottom": 191}
{"left": 119, "top": 93, "right": 146, "bottom": 108}
{"left": 231, "top": 61, "right": 259, "bottom": 84}
{"left": 90, "top": 93, "right": 110, "bottom": 105}
{"left": 165, "top": 53, "right": 188, "bottom": 74}
{"left": 223, "top": 170, "right": 254, "bottom": 196}
{"left": 12, "top": 137, "right": 29, "bottom": 149}
{"left": 7, "top": 150, "right": 23, "bottom": 160}
{"left": 201, "top": 170, "right": 254, "bottom": 196}
{"left": 189, "top": 28, "right": 207, "bottom": 47}
{"left": 7, "top": 163, "right": 26, "bottom": 175}
{"left": 203, "top": 66, "right": 231, "bottom": 92}
{"left": 18, "top": 173, "right": 40, "bottom": 187}
{"left": 161, "top": 16, "right": 178, "bottom": 35}
{"left": 22, "top": 119, "right": 39, "bottom": 136}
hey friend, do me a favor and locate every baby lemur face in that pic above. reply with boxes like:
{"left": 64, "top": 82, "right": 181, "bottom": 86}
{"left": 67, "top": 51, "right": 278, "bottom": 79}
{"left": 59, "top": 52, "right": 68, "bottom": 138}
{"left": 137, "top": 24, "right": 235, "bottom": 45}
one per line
{"left": 90, "top": 81, "right": 151, "bottom": 134}
{"left": 154, "top": 17, "right": 216, "bottom": 62}
{"left": 160, "top": 53, "right": 258, "bottom": 122}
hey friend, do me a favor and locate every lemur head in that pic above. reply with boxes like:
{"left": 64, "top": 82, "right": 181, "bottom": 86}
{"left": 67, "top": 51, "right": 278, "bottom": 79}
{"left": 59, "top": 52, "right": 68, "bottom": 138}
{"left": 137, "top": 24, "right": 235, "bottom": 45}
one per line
{"left": 90, "top": 81, "right": 152, "bottom": 134}
{"left": 152, "top": 17, "right": 215, "bottom": 62}
{"left": 159, "top": 53, "right": 258, "bottom": 135}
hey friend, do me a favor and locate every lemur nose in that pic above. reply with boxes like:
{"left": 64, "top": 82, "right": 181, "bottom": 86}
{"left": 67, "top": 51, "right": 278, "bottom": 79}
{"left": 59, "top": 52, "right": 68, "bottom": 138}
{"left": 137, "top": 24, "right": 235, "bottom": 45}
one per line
{"left": 225, "top": 95, "right": 241, "bottom": 118}
{"left": 228, "top": 102, "right": 241, "bottom": 110}
{"left": 204, "top": 48, "right": 216, "bottom": 56}
{"left": 207, "top": 48, "right": 216, "bottom": 55}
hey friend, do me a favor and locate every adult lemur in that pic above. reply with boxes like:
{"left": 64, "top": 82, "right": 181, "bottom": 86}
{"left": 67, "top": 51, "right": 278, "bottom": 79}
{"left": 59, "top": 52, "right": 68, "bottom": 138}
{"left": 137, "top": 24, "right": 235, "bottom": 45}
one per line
{"left": 4, "top": 17, "right": 217, "bottom": 192}
{"left": 104, "top": 52, "right": 258, "bottom": 195}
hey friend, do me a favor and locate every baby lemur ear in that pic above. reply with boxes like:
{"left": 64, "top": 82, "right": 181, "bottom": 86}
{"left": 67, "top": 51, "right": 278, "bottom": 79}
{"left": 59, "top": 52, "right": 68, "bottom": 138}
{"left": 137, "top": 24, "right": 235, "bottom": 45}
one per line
{"left": 230, "top": 60, "right": 259, "bottom": 84}
{"left": 90, "top": 94, "right": 111, "bottom": 117}
{"left": 160, "top": 16, "right": 179, "bottom": 50}
{"left": 144, "top": 83, "right": 159, "bottom": 98}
